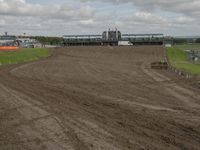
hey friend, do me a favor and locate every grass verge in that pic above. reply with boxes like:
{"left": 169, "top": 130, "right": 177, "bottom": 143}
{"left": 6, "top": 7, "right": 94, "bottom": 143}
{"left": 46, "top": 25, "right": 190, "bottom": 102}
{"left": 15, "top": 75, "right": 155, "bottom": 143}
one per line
{"left": 167, "top": 46, "right": 200, "bottom": 75}
{"left": 0, "top": 48, "right": 51, "bottom": 65}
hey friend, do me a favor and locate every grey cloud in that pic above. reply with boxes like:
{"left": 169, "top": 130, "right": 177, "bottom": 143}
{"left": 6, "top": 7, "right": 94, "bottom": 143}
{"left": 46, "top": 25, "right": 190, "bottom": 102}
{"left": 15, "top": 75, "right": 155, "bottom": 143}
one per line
{"left": 0, "top": 0, "right": 95, "bottom": 19}
{"left": 0, "top": 0, "right": 200, "bottom": 36}
{"left": 84, "top": 0, "right": 200, "bottom": 16}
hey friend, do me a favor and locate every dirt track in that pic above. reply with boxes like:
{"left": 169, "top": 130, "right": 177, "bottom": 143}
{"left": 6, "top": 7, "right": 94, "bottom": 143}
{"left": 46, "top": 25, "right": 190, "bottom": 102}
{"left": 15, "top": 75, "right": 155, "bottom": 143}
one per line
{"left": 0, "top": 46, "right": 200, "bottom": 150}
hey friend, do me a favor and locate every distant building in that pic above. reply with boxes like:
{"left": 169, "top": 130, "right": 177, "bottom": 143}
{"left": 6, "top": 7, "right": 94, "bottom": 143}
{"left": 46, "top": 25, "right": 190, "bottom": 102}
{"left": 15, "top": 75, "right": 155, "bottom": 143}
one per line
{"left": 0, "top": 34, "right": 19, "bottom": 50}
{"left": 0, "top": 35, "right": 18, "bottom": 46}
{"left": 187, "top": 50, "right": 200, "bottom": 62}
{"left": 17, "top": 38, "right": 42, "bottom": 48}
{"left": 164, "top": 36, "right": 173, "bottom": 47}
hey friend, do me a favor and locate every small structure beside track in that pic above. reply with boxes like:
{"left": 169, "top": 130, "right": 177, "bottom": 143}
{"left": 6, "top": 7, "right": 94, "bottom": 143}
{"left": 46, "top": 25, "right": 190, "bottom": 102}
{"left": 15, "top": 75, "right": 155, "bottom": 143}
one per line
{"left": 151, "top": 61, "right": 168, "bottom": 70}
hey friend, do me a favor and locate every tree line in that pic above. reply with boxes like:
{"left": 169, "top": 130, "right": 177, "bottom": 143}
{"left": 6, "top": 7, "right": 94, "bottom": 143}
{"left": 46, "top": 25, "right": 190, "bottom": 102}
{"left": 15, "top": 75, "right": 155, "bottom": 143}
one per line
{"left": 33, "top": 36, "right": 64, "bottom": 46}
{"left": 17, "top": 36, "right": 64, "bottom": 46}
{"left": 173, "top": 38, "right": 200, "bottom": 44}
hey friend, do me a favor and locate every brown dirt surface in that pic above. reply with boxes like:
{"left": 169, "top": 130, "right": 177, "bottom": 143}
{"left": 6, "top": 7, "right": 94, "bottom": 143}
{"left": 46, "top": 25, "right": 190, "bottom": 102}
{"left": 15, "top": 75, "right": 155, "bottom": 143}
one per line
{"left": 0, "top": 46, "right": 200, "bottom": 150}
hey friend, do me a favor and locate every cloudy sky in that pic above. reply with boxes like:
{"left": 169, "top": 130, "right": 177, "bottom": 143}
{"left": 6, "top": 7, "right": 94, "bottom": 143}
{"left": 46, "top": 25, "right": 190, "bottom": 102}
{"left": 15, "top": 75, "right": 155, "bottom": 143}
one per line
{"left": 0, "top": 0, "right": 200, "bottom": 36}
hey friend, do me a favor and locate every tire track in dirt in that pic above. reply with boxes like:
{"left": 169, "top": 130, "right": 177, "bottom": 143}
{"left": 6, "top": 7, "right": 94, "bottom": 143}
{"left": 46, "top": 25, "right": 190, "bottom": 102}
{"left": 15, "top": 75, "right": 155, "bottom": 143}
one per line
{"left": 141, "top": 59, "right": 200, "bottom": 109}
{"left": 0, "top": 46, "right": 200, "bottom": 150}
{"left": 0, "top": 83, "right": 88, "bottom": 150}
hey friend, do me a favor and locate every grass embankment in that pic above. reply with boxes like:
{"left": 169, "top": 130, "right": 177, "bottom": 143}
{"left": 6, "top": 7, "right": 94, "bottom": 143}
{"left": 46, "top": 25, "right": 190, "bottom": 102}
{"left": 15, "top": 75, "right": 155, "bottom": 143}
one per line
{"left": 167, "top": 46, "right": 200, "bottom": 74}
{"left": 0, "top": 48, "right": 50, "bottom": 65}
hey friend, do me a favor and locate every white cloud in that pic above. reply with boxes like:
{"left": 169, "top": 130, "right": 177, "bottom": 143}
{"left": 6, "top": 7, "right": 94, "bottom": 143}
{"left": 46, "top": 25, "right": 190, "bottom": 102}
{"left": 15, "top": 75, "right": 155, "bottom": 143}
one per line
{"left": 80, "top": 19, "right": 94, "bottom": 25}
{"left": 176, "top": 16, "right": 195, "bottom": 24}
{"left": 134, "top": 12, "right": 167, "bottom": 25}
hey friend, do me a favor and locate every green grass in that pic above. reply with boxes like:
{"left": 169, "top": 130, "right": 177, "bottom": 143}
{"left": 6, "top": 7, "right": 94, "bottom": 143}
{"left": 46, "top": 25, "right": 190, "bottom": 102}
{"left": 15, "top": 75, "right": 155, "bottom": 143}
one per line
{"left": 167, "top": 46, "right": 200, "bottom": 74}
{"left": 0, "top": 48, "right": 51, "bottom": 65}
{"left": 176, "top": 43, "right": 200, "bottom": 51}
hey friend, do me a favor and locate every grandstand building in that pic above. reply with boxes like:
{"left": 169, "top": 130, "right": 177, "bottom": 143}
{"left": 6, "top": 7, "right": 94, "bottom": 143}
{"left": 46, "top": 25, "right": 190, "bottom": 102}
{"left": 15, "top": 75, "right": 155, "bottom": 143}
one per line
{"left": 63, "top": 29, "right": 164, "bottom": 46}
